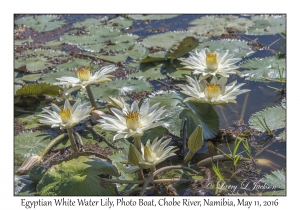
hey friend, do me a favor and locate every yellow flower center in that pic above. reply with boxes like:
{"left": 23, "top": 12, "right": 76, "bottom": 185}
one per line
{"left": 206, "top": 53, "right": 218, "bottom": 71}
{"left": 144, "top": 146, "right": 157, "bottom": 162}
{"left": 76, "top": 67, "right": 91, "bottom": 81}
{"left": 204, "top": 83, "right": 221, "bottom": 100}
{"left": 60, "top": 108, "right": 74, "bottom": 124}
{"left": 123, "top": 111, "right": 142, "bottom": 131}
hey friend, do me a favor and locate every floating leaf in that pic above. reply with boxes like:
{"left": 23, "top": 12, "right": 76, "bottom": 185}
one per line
{"left": 166, "top": 36, "right": 199, "bottom": 61}
{"left": 15, "top": 83, "right": 61, "bottom": 97}
{"left": 249, "top": 106, "right": 286, "bottom": 132}
{"left": 188, "top": 15, "right": 254, "bottom": 37}
{"left": 15, "top": 56, "right": 51, "bottom": 72}
{"left": 15, "top": 15, "right": 66, "bottom": 32}
{"left": 89, "top": 78, "right": 153, "bottom": 102}
{"left": 181, "top": 101, "right": 219, "bottom": 140}
{"left": 107, "top": 17, "right": 134, "bottom": 30}
{"left": 260, "top": 169, "right": 286, "bottom": 189}
{"left": 148, "top": 91, "right": 219, "bottom": 139}
{"left": 197, "top": 39, "right": 255, "bottom": 58}
{"left": 275, "top": 130, "right": 286, "bottom": 142}
{"left": 29, "top": 166, "right": 48, "bottom": 183}
{"left": 127, "top": 14, "right": 179, "bottom": 20}
{"left": 56, "top": 58, "right": 99, "bottom": 71}
{"left": 14, "top": 36, "right": 33, "bottom": 45}
{"left": 79, "top": 34, "right": 138, "bottom": 52}
{"left": 16, "top": 114, "right": 41, "bottom": 129}
{"left": 239, "top": 56, "right": 286, "bottom": 82}
{"left": 17, "top": 73, "right": 42, "bottom": 82}
{"left": 37, "top": 155, "right": 120, "bottom": 195}
{"left": 73, "top": 17, "right": 107, "bottom": 28}
{"left": 41, "top": 70, "right": 75, "bottom": 84}
{"left": 14, "top": 175, "right": 37, "bottom": 196}
{"left": 14, "top": 130, "right": 54, "bottom": 164}
{"left": 247, "top": 15, "right": 286, "bottom": 35}
{"left": 130, "top": 63, "right": 164, "bottom": 80}
{"left": 148, "top": 91, "right": 185, "bottom": 137}
{"left": 141, "top": 126, "right": 167, "bottom": 144}
{"left": 61, "top": 26, "right": 120, "bottom": 45}
{"left": 141, "top": 51, "right": 166, "bottom": 63}
{"left": 142, "top": 31, "right": 207, "bottom": 49}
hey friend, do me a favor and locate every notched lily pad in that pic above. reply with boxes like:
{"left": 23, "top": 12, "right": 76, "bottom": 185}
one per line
{"left": 15, "top": 15, "right": 66, "bottom": 32}
{"left": 239, "top": 56, "right": 286, "bottom": 82}
{"left": 37, "top": 155, "right": 120, "bottom": 195}
{"left": 261, "top": 169, "right": 286, "bottom": 190}
{"left": 14, "top": 130, "right": 54, "bottom": 164}
{"left": 249, "top": 106, "right": 286, "bottom": 132}
{"left": 197, "top": 39, "right": 255, "bottom": 58}
{"left": 89, "top": 78, "right": 153, "bottom": 102}
{"left": 247, "top": 15, "right": 286, "bottom": 35}
{"left": 142, "top": 31, "right": 207, "bottom": 49}
{"left": 188, "top": 15, "right": 254, "bottom": 37}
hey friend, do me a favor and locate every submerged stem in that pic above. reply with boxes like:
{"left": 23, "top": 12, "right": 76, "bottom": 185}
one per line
{"left": 86, "top": 85, "right": 97, "bottom": 109}
{"left": 67, "top": 128, "right": 79, "bottom": 153}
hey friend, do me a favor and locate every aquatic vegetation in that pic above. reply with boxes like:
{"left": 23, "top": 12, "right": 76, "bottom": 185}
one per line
{"left": 14, "top": 14, "right": 286, "bottom": 196}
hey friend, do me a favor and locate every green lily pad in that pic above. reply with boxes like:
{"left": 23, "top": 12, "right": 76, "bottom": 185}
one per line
{"left": 108, "top": 152, "right": 137, "bottom": 193}
{"left": 37, "top": 155, "right": 120, "bottom": 195}
{"left": 127, "top": 14, "right": 179, "bottom": 20}
{"left": 261, "top": 169, "right": 286, "bottom": 190}
{"left": 24, "top": 49, "right": 67, "bottom": 57}
{"left": 197, "top": 39, "right": 255, "bottom": 58}
{"left": 15, "top": 15, "right": 66, "bottom": 32}
{"left": 141, "top": 51, "right": 167, "bottom": 63}
{"left": 142, "top": 31, "right": 207, "bottom": 49}
{"left": 41, "top": 70, "right": 76, "bottom": 84}
{"left": 181, "top": 100, "right": 219, "bottom": 140}
{"left": 162, "top": 59, "right": 193, "bottom": 79}
{"left": 14, "top": 130, "right": 54, "bottom": 164}
{"left": 16, "top": 114, "right": 41, "bottom": 129}
{"left": 239, "top": 56, "right": 286, "bottom": 82}
{"left": 166, "top": 36, "right": 199, "bottom": 62}
{"left": 95, "top": 53, "right": 128, "bottom": 63}
{"left": 17, "top": 73, "right": 42, "bottom": 82}
{"left": 148, "top": 91, "right": 219, "bottom": 139}
{"left": 247, "top": 15, "right": 286, "bottom": 35}
{"left": 188, "top": 15, "right": 254, "bottom": 37}
{"left": 249, "top": 106, "right": 286, "bottom": 132}
{"left": 56, "top": 58, "right": 99, "bottom": 71}
{"left": 79, "top": 34, "right": 138, "bottom": 52}
{"left": 107, "top": 17, "right": 134, "bottom": 30}
{"left": 15, "top": 83, "right": 61, "bottom": 97}
{"left": 15, "top": 56, "right": 51, "bottom": 72}
{"left": 126, "top": 42, "right": 149, "bottom": 60}
{"left": 29, "top": 166, "right": 48, "bottom": 183}
{"left": 276, "top": 130, "right": 286, "bottom": 141}
{"left": 14, "top": 36, "right": 34, "bottom": 45}
{"left": 148, "top": 91, "right": 185, "bottom": 137}
{"left": 14, "top": 175, "right": 37, "bottom": 196}
{"left": 61, "top": 26, "right": 120, "bottom": 45}
{"left": 89, "top": 78, "right": 153, "bottom": 102}
{"left": 73, "top": 17, "right": 108, "bottom": 28}
{"left": 130, "top": 63, "right": 164, "bottom": 80}
{"left": 141, "top": 126, "right": 167, "bottom": 144}
{"left": 262, "top": 190, "right": 286, "bottom": 196}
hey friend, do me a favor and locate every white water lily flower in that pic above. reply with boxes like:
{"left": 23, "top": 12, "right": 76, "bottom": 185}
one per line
{"left": 54, "top": 65, "right": 116, "bottom": 95}
{"left": 98, "top": 99, "right": 165, "bottom": 140}
{"left": 38, "top": 99, "right": 94, "bottom": 129}
{"left": 178, "top": 76, "right": 250, "bottom": 104}
{"left": 178, "top": 48, "right": 241, "bottom": 78}
{"left": 126, "top": 137, "right": 178, "bottom": 173}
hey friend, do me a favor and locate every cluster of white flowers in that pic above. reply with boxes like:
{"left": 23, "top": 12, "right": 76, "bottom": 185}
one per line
{"left": 178, "top": 48, "right": 250, "bottom": 104}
